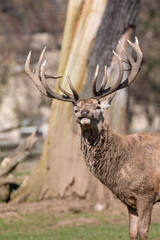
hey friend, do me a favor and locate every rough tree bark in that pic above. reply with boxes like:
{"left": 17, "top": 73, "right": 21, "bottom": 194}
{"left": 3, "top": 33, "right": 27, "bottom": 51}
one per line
{"left": 12, "top": 0, "right": 141, "bottom": 205}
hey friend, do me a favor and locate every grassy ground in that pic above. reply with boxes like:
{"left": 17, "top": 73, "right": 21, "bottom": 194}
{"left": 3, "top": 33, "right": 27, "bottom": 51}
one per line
{"left": 0, "top": 209, "right": 160, "bottom": 240}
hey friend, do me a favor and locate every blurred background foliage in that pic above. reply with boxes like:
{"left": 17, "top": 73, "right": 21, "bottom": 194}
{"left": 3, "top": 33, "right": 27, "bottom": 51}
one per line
{"left": 0, "top": 0, "right": 67, "bottom": 132}
{"left": 129, "top": 0, "right": 160, "bottom": 131}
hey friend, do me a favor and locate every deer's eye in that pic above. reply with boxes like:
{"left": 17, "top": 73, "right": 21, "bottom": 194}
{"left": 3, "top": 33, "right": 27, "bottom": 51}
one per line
{"left": 75, "top": 109, "right": 79, "bottom": 113}
{"left": 96, "top": 106, "right": 101, "bottom": 110}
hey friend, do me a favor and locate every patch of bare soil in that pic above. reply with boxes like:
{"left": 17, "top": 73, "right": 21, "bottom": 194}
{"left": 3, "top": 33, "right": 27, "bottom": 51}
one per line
{"left": 0, "top": 197, "right": 159, "bottom": 225}
{"left": 0, "top": 198, "right": 96, "bottom": 217}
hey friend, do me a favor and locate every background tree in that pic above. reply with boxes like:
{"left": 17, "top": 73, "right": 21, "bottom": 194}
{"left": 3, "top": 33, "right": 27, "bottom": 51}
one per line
{"left": 12, "top": 0, "right": 141, "bottom": 205}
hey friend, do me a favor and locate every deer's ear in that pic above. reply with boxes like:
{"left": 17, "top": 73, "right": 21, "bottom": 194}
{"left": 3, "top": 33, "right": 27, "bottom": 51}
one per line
{"left": 100, "top": 93, "right": 116, "bottom": 110}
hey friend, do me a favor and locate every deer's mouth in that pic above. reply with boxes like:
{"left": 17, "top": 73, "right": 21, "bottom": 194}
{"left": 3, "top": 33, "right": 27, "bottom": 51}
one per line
{"left": 76, "top": 116, "right": 91, "bottom": 125}
{"left": 80, "top": 117, "right": 91, "bottom": 125}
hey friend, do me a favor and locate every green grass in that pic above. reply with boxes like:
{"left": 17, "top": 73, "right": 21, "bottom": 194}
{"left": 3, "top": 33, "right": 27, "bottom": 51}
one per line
{"left": 0, "top": 211, "right": 159, "bottom": 240}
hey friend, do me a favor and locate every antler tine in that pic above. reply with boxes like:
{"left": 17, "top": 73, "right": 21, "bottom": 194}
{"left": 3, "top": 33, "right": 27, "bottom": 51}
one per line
{"left": 25, "top": 50, "right": 50, "bottom": 97}
{"left": 112, "top": 50, "right": 123, "bottom": 83}
{"left": 106, "top": 51, "right": 123, "bottom": 93}
{"left": 92, "top": 64, "right": 99, "bottom": 96}
{"left": 119, "top": 40, "right": 134, "bottom": 65}
{"left": 97, "top": 66, "right": 108, "bottom": 94}
{"left": 57, "top": 75, "right": 75, "bottom": 100}
{"left": 108, "top": 50, "right": 123, "bottom": 90}
{"left": 95, "top": 37, "right": 143, "bottom": 99}
{"left": 40, "top": 61, "right": 75, "bottom": 102}
{"left": 57, "top": 80, "right": 72, "bottom": 99}
{"left": 35, "top": 47, "right": 46, "bottom": 75}
{"left": 66, "top": 73, "right": 79, "bottom": 101}
{"left": 126, "top": 37, "right": 143, "bottom": 83}
{"left": 101, "top": 66, "right": 108, "bottom": 91}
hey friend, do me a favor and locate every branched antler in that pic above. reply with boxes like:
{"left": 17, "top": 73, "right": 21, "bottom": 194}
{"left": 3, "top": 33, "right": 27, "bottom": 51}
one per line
{"left": 25, "top": 48, "right": 79, "bottom": 103}
{"left": 25, "top": 38, "right": 143, "bottom": 103}
{"left": 92, "top": 37, "right": 143, "bottom": 99}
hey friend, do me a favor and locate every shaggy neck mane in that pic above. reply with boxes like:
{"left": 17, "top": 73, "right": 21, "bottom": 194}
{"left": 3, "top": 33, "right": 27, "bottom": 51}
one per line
{"left": 80, "top": 122, "right": 127, "bottom": 192}
{"left": 80, "top": 122, "right": 123, "bottom": 153}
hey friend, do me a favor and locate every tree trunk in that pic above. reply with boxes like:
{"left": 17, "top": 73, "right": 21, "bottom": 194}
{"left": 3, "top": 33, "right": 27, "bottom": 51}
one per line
{"left": 12, "top": 0, "right": 141, "bottom": 205}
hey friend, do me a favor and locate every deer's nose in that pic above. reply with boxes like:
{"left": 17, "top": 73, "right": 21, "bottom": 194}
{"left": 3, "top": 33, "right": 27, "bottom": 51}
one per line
{"left": 81, "top": 109, "right": 89, "bottom": 116}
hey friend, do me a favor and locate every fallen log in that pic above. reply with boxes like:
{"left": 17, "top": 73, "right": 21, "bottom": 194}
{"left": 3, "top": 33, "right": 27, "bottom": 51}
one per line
{"left": 0, "top": 129, "right": 38, "bottom": 202}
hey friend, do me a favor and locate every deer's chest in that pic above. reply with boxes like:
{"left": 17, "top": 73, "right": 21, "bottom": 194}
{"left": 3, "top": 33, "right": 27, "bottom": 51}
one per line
{"left": 81, "top": 143, "right": 96, "bottom": 172}
{"left": 81, "top": 141, "right": 138, "bottom": 207}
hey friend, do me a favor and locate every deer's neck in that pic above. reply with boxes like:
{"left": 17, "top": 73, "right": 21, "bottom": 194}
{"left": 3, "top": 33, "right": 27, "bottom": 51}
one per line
{"left": 80, "top": 122, "right": 127, "bottom": 190}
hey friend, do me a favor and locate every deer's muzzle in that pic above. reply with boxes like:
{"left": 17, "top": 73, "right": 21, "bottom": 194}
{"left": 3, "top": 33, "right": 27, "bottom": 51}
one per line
{"left": 80, "top": 118, "right": 91, "bottom": 125}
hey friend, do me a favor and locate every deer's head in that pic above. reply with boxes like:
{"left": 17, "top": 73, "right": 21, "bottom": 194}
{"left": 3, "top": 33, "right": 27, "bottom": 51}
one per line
{"left": 73, "top": 96, "right": 116, "bottom": 128}
{"left": 25, "top": 38, "right": 143, "bottom": 129}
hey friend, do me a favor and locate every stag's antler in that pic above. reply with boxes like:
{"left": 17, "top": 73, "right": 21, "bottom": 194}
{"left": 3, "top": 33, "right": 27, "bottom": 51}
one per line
{"left": 25, "top": 48, "right": 79, "bottom": 103}
{"left": 25, "top": 38, "right": 143, "bottom": 103}
{"left": 92, "top": 37, "right": 143, "bottom": 99}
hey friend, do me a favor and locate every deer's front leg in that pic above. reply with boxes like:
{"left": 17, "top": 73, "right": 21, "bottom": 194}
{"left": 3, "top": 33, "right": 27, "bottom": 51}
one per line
{"left": 127, "top": 206, "right": 139, "bottom": 240}
{"left": 137, "top": 199, "right": 153, "bottom": 240}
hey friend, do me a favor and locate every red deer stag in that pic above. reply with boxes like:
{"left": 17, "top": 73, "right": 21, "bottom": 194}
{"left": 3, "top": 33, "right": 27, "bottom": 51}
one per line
{"left": 25, "top": 38, "right": 160, "bottom": 240}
